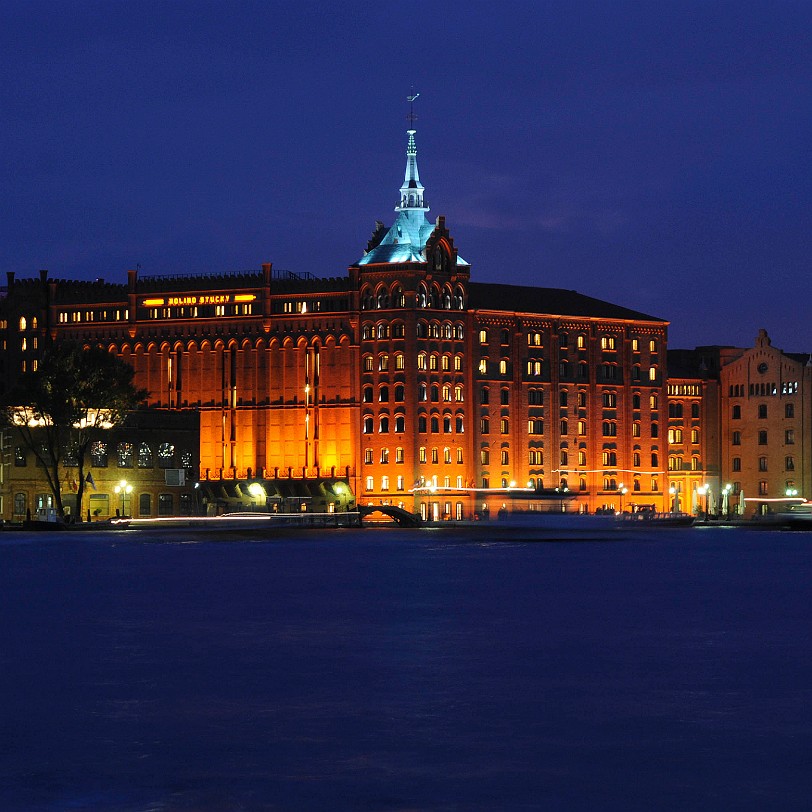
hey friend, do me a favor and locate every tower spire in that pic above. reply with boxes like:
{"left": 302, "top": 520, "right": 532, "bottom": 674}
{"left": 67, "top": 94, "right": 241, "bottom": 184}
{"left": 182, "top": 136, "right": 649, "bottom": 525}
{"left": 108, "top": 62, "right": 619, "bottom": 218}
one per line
{"left": 396, "top": 91, "right": 429, "bottom": 213}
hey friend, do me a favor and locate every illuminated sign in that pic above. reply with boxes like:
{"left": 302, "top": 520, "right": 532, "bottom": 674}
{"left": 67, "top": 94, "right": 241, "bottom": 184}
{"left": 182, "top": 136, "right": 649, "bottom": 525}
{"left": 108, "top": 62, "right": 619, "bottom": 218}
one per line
{"left": 142, "top": 294, "right": 257, "bottom": 307}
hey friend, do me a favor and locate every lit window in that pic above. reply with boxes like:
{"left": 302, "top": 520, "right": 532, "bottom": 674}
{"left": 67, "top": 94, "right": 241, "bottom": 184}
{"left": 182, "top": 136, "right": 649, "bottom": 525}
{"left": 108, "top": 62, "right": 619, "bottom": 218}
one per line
{"left": 117, "top": 442, "right": 133, "bottom": 468}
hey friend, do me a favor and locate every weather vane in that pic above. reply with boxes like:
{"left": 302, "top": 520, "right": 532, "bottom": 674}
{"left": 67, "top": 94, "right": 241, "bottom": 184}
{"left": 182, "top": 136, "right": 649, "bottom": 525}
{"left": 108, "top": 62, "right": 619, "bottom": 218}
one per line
{"left": 407, "top": 89, "right": 419, "bottom": 128}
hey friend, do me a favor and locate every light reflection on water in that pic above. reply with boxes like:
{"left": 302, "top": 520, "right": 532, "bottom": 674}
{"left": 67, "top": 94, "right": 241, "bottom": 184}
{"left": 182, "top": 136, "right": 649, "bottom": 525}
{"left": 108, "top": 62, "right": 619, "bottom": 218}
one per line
{"left": 0, "top": 525, "right": 810, "bottom": 810}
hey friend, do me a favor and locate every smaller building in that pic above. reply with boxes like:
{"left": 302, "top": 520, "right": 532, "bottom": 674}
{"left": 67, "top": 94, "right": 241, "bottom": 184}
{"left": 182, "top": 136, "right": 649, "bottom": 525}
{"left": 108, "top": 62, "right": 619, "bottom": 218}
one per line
{"left": 1, "top": 409, "right": 200, "bottom": 522}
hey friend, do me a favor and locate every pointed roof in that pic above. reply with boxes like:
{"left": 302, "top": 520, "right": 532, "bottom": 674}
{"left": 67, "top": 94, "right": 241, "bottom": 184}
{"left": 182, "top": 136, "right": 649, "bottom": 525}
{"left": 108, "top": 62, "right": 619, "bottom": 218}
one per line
{"left": 354, "top": 129, "right": 468, "bottom": 267}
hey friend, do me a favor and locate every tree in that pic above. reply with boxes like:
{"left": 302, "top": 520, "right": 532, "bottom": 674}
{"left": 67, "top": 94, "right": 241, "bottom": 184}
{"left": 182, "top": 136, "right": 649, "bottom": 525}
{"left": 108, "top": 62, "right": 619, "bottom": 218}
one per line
{"left": 2, "top": 341, "right": 147, "bottom": 522}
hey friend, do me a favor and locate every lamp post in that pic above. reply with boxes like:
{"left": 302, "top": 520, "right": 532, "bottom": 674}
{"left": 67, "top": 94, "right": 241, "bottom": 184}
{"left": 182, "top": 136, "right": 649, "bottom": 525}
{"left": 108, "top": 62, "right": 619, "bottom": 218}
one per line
{"left": 113, "top": 479, "right": 132, "bottom": 517}
{"left": 697, "top": 483, "right": 709, "bottom": 518}
{"left": 617, "top": 482, "right": 628, "bottom": 514}
{"left": 722, "top": 484, "right": 732, "bottom": 519}
{"left": 668, "top": 484, "right": 681, "bottom": 514}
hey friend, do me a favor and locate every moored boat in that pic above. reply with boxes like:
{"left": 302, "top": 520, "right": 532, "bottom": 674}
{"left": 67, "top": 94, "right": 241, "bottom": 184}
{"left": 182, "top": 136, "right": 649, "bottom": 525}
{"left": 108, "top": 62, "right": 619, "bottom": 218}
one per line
{"left": 776, "top": 503, "right": 812, "bottom": 530}
{"left": 616, "top": 511, "right": 695, "bottom": 527}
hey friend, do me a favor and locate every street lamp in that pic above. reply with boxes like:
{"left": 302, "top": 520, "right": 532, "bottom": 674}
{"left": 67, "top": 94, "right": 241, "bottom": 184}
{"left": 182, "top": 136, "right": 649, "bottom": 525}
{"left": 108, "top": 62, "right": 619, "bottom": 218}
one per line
{"left": 697, "top": 483, "right": 709, "bottom": 518}
{"left": 617, "top": 482, "right": 628, "bottom": 514}
{"left": 113, "top": 479, "right": 132, "bottom": 517}
{"left": 722, "top": 484, "right": 732, "bottom": 518}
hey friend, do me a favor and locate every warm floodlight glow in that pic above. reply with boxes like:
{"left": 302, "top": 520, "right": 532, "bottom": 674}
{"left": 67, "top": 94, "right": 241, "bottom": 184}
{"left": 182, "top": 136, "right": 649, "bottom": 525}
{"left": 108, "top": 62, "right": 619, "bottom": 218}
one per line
{"left": 247, "top": 482, "right": 266, "bottom": 498}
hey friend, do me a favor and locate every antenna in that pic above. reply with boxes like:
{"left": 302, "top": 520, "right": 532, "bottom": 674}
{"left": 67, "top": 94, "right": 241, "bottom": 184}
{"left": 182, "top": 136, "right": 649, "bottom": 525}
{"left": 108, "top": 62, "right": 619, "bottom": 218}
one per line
{"left": 407, "top": 89, "right": 419, "bottom": 128}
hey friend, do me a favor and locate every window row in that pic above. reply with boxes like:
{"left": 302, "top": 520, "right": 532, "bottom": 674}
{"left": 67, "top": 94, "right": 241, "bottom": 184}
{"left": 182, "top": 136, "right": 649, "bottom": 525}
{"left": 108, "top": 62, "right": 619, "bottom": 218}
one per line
{"left": 731, "top": 403, "right": 794, "bottom": 419}
{"left": 731, "top": 456, "right": 796, "bottom": 472}
{"left": 731, "top": 430, "right": 794, "bottom": 445}
{"left": 417, "top": 353, "right": 464, "bottom": 371}
{"left": 15, "top": 442, "right": 193, "bottom": 471}
{"left": 362, "top": 415, "right": 465, "bottom": 434}
{"left": 363, "top": 447, "right": 465, "bottom": 465}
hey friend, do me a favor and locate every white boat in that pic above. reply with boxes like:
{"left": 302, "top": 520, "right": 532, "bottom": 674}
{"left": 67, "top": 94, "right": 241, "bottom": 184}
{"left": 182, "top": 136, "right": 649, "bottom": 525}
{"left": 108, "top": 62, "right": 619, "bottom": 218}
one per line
{"left": 777, "top": 503, "right": 812, "bottom": 530}
{"left": 616, "top": 511, "right": 695, "bottom": 527}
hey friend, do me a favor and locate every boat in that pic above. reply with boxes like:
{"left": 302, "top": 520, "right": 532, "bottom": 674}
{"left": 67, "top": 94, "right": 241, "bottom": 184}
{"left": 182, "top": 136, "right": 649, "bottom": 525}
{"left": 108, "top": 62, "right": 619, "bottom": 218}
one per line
{"left": 616, "top": 510, "right": 695, "bottom": 527}
{"left": 776, "top": 503, "right": 812, "bottom": 530}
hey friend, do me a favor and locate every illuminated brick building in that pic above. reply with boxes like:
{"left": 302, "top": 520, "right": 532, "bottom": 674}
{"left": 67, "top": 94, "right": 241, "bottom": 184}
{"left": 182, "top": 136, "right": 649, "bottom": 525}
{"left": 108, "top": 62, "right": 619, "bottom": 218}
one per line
{"left": 1, "top": 127, "right": 676, "bottom": 518}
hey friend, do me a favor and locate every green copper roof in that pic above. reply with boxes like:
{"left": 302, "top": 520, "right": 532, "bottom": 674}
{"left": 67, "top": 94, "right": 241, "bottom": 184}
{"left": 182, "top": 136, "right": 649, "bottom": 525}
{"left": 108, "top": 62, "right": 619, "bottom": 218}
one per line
{"left": 355, "top": 129, "right": 468, "bottom": 267}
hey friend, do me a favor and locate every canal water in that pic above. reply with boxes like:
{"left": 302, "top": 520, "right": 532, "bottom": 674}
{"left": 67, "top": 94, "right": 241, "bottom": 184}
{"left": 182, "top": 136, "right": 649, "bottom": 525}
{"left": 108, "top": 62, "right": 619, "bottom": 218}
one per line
{"left": 0, "top": 524, "right": 810, "bottom": 811}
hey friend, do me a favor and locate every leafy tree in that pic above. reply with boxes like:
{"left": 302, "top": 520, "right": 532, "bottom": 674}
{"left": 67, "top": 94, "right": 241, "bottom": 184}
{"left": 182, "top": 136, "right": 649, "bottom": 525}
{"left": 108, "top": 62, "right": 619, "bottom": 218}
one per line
{"left": 2, "top": 341, "right": 147, "bottom": 522}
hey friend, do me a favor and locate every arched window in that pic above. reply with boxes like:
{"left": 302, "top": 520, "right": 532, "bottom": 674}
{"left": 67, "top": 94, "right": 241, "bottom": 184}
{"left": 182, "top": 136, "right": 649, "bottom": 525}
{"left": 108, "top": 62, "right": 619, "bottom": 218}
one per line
{"left": 395, "top": 415, "right": 405, "bottom": 434}
{"left": 137, "top": 443, "right": 154, "bottom": 468}
{"left": 158, "top": 443, "right": 175, "bottom": 469}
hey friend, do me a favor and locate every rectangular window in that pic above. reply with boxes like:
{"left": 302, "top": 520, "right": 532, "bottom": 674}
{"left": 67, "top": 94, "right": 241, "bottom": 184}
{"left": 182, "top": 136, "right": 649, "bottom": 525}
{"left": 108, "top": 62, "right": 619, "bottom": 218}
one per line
{"left": 785, "top": 430, "right": 795, "bottom": 445}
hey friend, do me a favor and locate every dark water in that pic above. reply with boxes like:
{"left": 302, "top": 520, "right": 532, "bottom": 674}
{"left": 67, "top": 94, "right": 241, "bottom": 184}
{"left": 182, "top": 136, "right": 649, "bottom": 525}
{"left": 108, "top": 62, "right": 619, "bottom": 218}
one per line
{"left": 0, "top": 525, "right": 810, "bottom": 811}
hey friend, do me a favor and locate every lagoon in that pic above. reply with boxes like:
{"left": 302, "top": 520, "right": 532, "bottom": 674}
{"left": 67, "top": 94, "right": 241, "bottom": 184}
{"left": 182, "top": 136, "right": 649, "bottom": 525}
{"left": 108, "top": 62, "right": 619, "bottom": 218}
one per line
{"left": 1, "top": 525, "right": 810, "bottom": 810}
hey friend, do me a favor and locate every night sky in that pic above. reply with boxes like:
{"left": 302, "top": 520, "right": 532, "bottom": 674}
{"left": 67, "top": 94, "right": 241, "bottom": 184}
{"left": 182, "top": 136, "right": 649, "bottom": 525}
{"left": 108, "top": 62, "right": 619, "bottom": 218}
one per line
{"left": 2, "top": 1, "right": 810, "bottom": 351}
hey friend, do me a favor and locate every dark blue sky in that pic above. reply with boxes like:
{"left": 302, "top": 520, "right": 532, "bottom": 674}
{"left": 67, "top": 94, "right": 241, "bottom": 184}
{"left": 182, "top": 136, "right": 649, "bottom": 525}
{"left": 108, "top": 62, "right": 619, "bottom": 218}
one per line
{"left": 2, "top": 1, "right": 810, "bottom": 351}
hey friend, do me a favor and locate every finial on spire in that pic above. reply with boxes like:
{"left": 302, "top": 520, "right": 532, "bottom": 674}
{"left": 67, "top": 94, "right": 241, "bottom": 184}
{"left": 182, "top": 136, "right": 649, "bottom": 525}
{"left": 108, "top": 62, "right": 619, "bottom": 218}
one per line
{"left": 407, "top": 89, "right": 419, "bottom": 128}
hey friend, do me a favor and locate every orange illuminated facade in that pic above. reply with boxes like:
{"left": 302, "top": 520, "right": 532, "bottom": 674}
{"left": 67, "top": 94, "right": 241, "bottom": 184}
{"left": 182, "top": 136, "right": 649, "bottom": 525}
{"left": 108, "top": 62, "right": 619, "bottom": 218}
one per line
{"left": 1, "top": 128, "right": 683, "bottom": 518}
